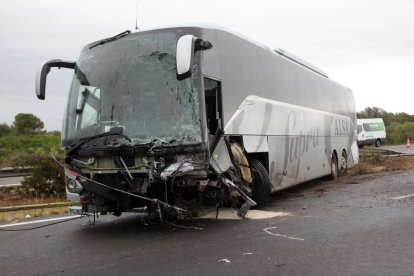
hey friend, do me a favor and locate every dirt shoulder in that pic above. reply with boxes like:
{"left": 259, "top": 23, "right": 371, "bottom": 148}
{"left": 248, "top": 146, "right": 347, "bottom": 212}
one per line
{"left": 348, "top": 155, "right": 414, "bottom": 176}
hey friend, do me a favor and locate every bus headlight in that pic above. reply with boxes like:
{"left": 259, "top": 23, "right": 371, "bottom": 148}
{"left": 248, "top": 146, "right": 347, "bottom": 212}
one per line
{"left": 65, "top": 177, "right": 83, "bottom": 193}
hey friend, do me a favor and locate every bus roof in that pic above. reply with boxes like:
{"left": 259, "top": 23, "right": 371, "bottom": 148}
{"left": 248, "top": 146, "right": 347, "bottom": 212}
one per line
{"left": 133, "top": 23, "right": 329, "bottom": 78}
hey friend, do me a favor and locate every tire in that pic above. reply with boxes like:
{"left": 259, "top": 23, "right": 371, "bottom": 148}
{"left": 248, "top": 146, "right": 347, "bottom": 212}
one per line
{"left": 330, "top": 152, "right": 338, "bottom": 180}
{"left": 375, "top": 139, "right": 381, "bottom": 147}
{"left": 249, "top": 159, "right": 271, "bottom": 207}
{"left": 339, "top": 150, "right": 348, "bottom": 174}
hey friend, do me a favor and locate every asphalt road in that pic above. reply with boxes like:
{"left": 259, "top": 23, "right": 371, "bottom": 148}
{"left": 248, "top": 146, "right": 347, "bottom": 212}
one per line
{"left": 381, "top": 144, "right": 414, "bottom": 155}
{"left": 1, "top": 170, "right": 414, "bottom": 275}
{"left": 0, "top": 176, "right": 23, "bottom": 187}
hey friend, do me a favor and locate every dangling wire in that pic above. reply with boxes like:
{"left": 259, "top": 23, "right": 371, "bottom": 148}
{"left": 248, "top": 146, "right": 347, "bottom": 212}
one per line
{"left": 0, "top": 215, "right": 85, "bottom": 232}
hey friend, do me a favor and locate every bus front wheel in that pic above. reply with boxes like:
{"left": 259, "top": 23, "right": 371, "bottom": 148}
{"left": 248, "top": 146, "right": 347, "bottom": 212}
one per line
{"left": 249, "top": 159, "right": 271, "bottom": 207}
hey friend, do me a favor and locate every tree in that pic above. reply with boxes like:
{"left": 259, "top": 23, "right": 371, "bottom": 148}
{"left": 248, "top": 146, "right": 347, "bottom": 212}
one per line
{"left": 13, "top": 113, "right": 44, "bottom": 135}
{"left": 0, "top": 123, "right": 11, "bottom": 136}
{"left": 8, "top": 150, "right": 65, "bottom": 198}
{"left": 357, "top": 106, "right": 393, "bottom": 124}
{"left": 387, "top": 122, "right": 404, "bottom": 144}
{"left": 357, "top": 107, "right": 387, "bottom": 119}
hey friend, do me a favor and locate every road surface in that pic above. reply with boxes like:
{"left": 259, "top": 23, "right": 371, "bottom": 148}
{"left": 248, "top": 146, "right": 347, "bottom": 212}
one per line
{"left": 0, "top": 176, "right": 23, "bottom": 188}
{"left": 1, "top": 170, "right": 414, "bottom": 275}
{"left": 382, "top": 144, "right": 414, "bottom": 155}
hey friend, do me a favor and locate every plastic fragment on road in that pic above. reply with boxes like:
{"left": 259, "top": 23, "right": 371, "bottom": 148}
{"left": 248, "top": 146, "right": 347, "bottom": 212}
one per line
{"left": 218, "top": 258, "right": 231, "bottom": 263}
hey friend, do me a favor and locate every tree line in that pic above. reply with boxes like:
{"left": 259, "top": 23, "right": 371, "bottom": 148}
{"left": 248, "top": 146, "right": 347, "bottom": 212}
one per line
{"left": 357, "top": 107, "right": 414, "bottom": 144}
{"left": 0, "top": 113, "right": 45, "bottom": 136}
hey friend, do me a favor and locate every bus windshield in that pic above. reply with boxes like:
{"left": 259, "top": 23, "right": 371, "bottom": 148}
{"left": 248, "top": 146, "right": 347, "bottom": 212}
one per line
{"left": 62, "top": 31, "right": 201, "bottom": 147}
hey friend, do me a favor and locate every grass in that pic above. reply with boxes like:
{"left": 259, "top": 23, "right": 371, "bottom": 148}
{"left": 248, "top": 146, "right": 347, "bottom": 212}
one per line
{"left": 0, "top": 207, "right": 69, "bottom": 223}
{"left": 0, "top": 193, "right": 70, "bottom": 222}
{"left": 0, "top": 196, "right": 65, "bottom": 208}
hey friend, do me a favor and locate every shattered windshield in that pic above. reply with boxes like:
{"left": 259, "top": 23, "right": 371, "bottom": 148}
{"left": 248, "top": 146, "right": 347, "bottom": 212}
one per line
{"left": 62, "top": 31, "right": 201, "bottom": 146}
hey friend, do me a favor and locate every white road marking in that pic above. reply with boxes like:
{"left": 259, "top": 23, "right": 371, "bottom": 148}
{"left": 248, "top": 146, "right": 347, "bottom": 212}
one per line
{"left": 0, "top": 215, "right": 83, "bottom": 228}
{"left": 199, "top": 208, "right": 291, "bottom": 220}
{"left": 390, "top": 194, "right": 414, "bottom": 200}
{"left": 264, "top": 226, "right": 304, "bottom": 241}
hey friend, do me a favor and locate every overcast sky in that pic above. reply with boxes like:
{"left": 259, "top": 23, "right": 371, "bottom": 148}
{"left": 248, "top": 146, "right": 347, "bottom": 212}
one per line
{"left": 1, "top": 0, "right": 413, "bottom": 130}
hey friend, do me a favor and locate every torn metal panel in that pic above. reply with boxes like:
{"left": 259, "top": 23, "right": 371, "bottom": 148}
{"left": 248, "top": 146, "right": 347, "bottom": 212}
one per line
{"left": 209, "top": 137, "right": 233, "bottom": 173}
{"left": 160, "top": 161, "right": 194, "bottom": 180}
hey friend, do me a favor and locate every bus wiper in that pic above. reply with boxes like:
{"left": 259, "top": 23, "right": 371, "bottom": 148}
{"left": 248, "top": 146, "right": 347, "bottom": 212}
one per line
{"left": 89, "top": 30, "right": 131, "bottom": 49}
{"left": 66, "top": 129, "right": 132, "bottom": 155}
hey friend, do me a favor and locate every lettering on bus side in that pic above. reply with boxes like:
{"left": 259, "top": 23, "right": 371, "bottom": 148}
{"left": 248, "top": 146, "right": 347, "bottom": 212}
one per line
{"left": 283, "top": 111, "right": 320, "bottom": 178}
{"left": 334, "top": 119, "right": 350, "bottom": 136}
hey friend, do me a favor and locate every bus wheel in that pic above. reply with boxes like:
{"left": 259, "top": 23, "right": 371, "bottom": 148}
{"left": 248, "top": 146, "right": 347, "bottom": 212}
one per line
{"left": 249, "top": 159, "right": 271, "bottom": 207}
{"left": 330, "top": 152, "right": 338, "bottom": 180}
{"left": 375, "top": 139, "right": 381, "bottom": 147}
{"left": 340, "top": 150, "right": 348, "bottom": 174}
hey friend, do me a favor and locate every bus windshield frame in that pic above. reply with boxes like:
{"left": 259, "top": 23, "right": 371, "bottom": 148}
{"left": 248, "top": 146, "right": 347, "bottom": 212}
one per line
{"left": 61, "top": 30, "right": 202, "bottom": 148}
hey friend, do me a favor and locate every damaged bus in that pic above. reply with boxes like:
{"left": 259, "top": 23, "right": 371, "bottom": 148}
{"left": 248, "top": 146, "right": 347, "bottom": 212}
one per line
{"left": 35, "top": 25, "right": 358, "bottom": 220}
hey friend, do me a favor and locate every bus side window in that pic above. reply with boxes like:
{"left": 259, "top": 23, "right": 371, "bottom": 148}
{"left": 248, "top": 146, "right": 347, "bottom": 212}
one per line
{"left": 204, "top": 78, "right": 222, "bottom": 134}
{"left": 357, "top": 125, "right": 362, "bottom": 134}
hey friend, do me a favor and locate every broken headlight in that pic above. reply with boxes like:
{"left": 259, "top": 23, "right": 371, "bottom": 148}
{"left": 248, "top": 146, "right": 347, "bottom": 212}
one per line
{"left": 66, "top": 178, "right": 83, "bottom": 193}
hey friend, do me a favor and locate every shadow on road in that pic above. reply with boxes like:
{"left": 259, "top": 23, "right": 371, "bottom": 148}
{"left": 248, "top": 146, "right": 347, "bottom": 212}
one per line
{"left": 70, "top": 175, "right": 344, "bottom": 237}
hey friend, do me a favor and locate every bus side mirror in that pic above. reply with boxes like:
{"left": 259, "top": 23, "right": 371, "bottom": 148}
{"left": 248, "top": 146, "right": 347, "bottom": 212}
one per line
{"left": 176, "top": 35, "right": 195, "bottom": 80}
{"left": 35, "top": 59, "right": 76, "bottom": 100}
{"left": 176, "top": 35, "right": 212, "bottom": 80}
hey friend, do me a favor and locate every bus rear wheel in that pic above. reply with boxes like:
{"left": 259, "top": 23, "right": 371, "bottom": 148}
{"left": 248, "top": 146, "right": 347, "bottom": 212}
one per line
{"left": 249, "top": 159, "right": 271, "bottom": 207}
{"left": 340, "top": 150, "right": 348, "bottom": 174}
{"left": 330, "top": 152, "right": 338, "bottom": 180}
{"left": 375, "top": 139, "right": 381, "bottom": 147}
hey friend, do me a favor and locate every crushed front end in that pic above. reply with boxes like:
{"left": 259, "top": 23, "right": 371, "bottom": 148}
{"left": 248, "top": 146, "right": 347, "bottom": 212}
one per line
{"left": 63, "top": 136, "right": 255, "bottom": 220}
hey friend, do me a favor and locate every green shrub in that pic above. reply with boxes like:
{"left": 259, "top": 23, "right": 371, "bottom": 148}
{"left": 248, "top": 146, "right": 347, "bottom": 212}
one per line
{"left": 2, "top": 133, "right": 66, "bottom": 199}
{"left": 0, "top": 133, "right": 61, "bottom": 166}
{"left": 9, "top": 151, "right": 65, "bottom": 198}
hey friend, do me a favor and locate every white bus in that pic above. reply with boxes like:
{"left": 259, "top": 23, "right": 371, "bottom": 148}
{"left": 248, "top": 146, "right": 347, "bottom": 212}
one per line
{"left": 357, "top": 118, "right": 387, "bottom": 147}
{"left": 35, "top": 24, "right": 358, "bottom": 219}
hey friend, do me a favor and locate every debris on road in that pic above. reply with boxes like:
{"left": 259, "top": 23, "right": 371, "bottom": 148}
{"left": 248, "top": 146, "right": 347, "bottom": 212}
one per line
{"left": 218, "top": 258, "right": 231, "bottom": 263}
{"left": 390, "top": 194, "right": 414, "bottom": 200}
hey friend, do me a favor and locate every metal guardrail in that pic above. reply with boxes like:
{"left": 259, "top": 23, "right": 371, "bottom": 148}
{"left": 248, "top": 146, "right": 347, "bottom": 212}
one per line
{"left": 0, "top": 167, "right": 33, "bottom": 178}
{"left": 0, "top": 173, "right": 31, "bottom": 179}
{"left": 0, "top": 202, "right": 80, "bottom": 213}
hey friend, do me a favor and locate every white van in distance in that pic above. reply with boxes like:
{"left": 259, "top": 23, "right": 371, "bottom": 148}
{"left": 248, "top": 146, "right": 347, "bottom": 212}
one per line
{"left": 357, "top": 118, "right": 387, "bottom": 147}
